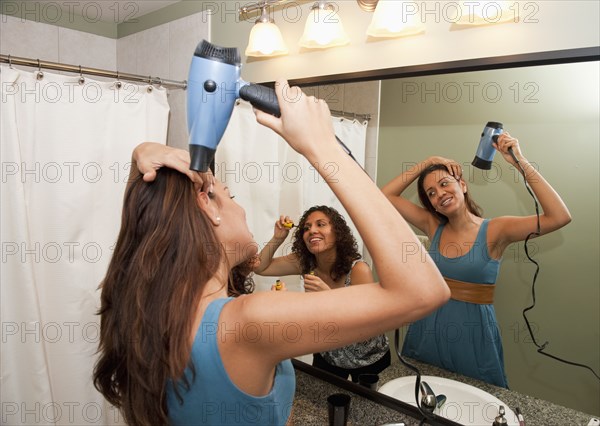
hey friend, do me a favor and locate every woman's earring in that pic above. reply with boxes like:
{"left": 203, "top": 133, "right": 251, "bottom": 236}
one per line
{"left": 215, "top": 216, "right": 221, "bottom": 226}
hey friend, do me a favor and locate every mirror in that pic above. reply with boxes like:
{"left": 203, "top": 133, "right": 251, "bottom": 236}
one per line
{"left": 294, "top": 54, "right": 599, "bottom": 417}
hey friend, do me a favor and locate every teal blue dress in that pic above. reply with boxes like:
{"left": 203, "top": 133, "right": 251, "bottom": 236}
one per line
{"left": 402, "top": 219, "right": 508, "bottom": 388}
{"left": 166, "top": 297, "right": 296, "bottom": 425}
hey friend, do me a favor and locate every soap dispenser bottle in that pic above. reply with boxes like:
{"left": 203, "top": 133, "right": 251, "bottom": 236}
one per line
{"left": 492, "top": 405, "right": 508, "bottom": 426}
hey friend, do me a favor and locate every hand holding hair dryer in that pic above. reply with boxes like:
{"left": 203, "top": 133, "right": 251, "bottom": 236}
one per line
{"left": 186, "top": 40, "right": 281, "bottom": 172}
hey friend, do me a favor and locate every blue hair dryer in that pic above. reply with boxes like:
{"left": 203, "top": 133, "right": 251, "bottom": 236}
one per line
{"left": 472, "top": 121, "right": 503, "bottom": 170}
{"left": 187, "top": 40, "right": 280, "bottom": 172}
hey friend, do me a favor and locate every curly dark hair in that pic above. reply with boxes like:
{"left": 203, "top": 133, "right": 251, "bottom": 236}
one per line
{"left": 417, "top": 163, "right": 483, "bottom": 223}
{"left": 230, "top": 259, "right": 255, "bottom": 296}
{"left": 291, "top": 205, "right": 361, "bottom": 281}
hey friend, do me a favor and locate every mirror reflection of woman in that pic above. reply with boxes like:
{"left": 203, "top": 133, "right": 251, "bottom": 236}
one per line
{"left": 92, "top": 79, "right": 450, "bottom": 425}
{"left": 254, "top": 205, "right": 391, "bottom": 382}
{"left": 381, "top": 132, "right": 571, "bottom": 388}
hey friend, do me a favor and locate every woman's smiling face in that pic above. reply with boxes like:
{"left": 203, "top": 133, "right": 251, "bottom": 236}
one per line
{"left": 302, "top": 210, "right": 336, "bottom": 255}
{"left": 422, "top": 169, "right": 466, "bottom": 215}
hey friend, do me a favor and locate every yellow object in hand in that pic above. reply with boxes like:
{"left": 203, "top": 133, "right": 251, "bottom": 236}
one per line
{"left": 275, "top": 280, "right": 283, "bottom": 290}
{"left": 283, "top": 221, "right": 294, "bottom": 229}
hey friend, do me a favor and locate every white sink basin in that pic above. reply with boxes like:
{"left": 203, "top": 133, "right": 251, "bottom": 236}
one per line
{"left": 379, "top": 375, "right": 518, "bottom": 425}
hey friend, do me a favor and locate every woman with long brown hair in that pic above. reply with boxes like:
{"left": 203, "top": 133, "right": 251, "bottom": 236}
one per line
{"left": 93, "top": 79, "right": 450, "bottom": 425}
{"left": 382, "top": 141, "right": 571, "bottom": 388}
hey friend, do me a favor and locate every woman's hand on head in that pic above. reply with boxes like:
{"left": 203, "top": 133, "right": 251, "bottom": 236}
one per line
{"left": 132, "top": 142, "right": 215, "bottom": 192}
{"left": 493, "top": 132, "right": 523, "bottom": 166}
{"left": 303, "top": 274, "right": 331, "bottom": 292}
{"left": 253, "top": 79, "right": 336, "bottom": 158}
{"left": 428, "top": 156, "right": 462, "bottom": 179}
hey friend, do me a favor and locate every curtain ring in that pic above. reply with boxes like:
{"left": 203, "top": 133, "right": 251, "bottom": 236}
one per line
{"left": 115, "top": 71, "right": 122, "bottom": 89}
{"left": 156, "top": 77, "right": 162, "bottom": 88}
{"left": 7, "top": 54, "right": 13, "bottom": 68}
{"left": 147, "top": 75, "right": 153, "bottom": 93}
{"left": 36, "top": 58, "right": 44, "bottom": 80}
{"left": 78, "top": 65, "right": 85, "bottom": 85}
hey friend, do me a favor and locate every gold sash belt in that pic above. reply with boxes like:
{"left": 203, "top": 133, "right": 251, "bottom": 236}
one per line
{"left": 445, "top": 277, "right": 495, "bottom": 304}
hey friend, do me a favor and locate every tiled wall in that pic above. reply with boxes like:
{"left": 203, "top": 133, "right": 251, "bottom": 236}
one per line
{"left": 304, "top": 81, "right": 380, "bottom": 182}
{"left": 116, "top": 12, "right": 210, "bottom": 149}
{"left": 0, "top": 14, "right": 116, "bottom": 74}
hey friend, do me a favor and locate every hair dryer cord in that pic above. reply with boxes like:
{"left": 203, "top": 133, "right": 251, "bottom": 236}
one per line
{"left": 515, "top": 161, "right": 600, "bottom": 381}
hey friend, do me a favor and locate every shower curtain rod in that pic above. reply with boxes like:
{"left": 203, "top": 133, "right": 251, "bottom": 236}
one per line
{"left": 329, "top": 108, "right": 371, "bottom": 122}
{"left": 1, "top": 54, "right": 371, "bottom": 119}
{"left": 0, "top": 54, "right": 187, "bottom": 89}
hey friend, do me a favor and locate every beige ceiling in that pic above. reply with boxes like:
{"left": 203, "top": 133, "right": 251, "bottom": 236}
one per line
{"left": 20, "top": 0, "right": 182, "bottom": 23}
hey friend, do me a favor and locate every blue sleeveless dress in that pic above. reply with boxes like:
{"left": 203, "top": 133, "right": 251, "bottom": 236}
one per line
{"left": 166, "top": 297, "right": 296, "bottom": 425}
{"left": 401, "top": 219, "right": 508, "bottom": 388}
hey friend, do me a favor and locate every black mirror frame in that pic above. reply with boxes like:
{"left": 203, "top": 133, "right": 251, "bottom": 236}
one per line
{"left": 292, "top": 358, "right": 462, "bottom": 426}
{"left": 283, "top": 47, "right": 599, "bottom": 87}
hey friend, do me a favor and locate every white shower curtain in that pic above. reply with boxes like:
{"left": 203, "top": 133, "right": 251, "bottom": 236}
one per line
{"left": 0, "top": 66, "right": 169, "bottom": 425}
{"left": 216, "top": 101, "right": 369, "bottom": 292}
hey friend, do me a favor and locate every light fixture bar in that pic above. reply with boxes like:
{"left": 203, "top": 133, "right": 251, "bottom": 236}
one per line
{"left": 239, "top": 0, "right": 289, "bottom": 15}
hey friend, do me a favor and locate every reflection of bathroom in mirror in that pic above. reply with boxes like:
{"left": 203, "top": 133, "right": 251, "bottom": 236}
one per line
{"left": 300, "top": 59, "right": 599, "bottom": 416}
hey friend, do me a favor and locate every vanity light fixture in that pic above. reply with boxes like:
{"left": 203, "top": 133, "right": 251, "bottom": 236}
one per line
{"left": 299, "top": 1, "right": 350, "bottom": 49}
{"left": 243, "top": 2, "right": 289, "bottom": 57}
{"left": 366, "top": 0, "right": 425, "bottom": 38}
{"left": 455, "top": 0, "right": 518, "bottom": 26}
{"left": 356, "top": 0, "right": 379, "bottom": 12}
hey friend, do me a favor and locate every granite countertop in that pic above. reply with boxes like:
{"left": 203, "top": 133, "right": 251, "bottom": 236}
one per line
{"left": 292, "top": 358, "right": 598, "bottom": 426}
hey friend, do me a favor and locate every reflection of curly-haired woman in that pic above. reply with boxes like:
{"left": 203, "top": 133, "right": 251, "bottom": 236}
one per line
{"left": 255, "top": 205, "right": 391, "bottom": 382}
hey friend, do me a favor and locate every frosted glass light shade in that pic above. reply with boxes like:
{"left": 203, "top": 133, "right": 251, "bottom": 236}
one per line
{"left": 299, "top": 7, "right": 350, "bottom": 49}
{"left": 245, "top": 22, "right": 289, "bottom": 57}
{"left": 456, "top": 1, "right": 517, "bottom": 25}
{"left": 367, "top": 0, "right": 425, "bottom": 38}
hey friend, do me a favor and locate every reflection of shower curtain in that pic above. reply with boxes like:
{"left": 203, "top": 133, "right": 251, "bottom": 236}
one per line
{"left": 1, "top": 66, "right": 169, "bottom": 425}
{"left": 217, "top": 101, "right": 368, "bottom": 292}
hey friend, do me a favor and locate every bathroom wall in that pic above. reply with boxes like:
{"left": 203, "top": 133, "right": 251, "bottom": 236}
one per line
{"left": 116, "top": 11, "right": 210, "bottom": 149}
{"left": 0, "top": 14, "right": 116, "bottom": 76}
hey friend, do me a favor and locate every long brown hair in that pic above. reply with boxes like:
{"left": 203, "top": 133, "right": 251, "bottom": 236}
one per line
{"left": 417, "top": 163, "right": 483, "bottom": 223}
{"left": 93, "top": 168, "right": 251, "bottom": 425}
{"left": 291, "top": 205, "right": 360, "bottom": 281}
